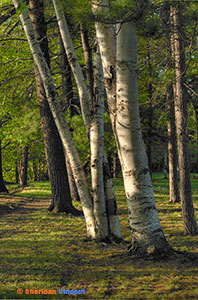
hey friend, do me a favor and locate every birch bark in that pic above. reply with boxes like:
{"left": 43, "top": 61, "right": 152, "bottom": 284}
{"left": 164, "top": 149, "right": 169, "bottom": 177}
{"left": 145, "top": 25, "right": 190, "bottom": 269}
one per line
{"left": 92, "top": 0, "right": 121, "bottom": 239}
{"left": 92, "top": 0, "right": 117, "bottom": 118}
{"left": 53, "top": 0, "right": 120, "bottom": 239}
{"left": 116, "top": 21, "right": 169, "bottom": 253}
{"left": 29, "top": 0, "right": 81, "bottom": 215}
{"left": 90, "top": 43, "right": 108, "bottom": 238}
{"left": 93, "top": 0, "right": 170, "bottom": 254}
{"left": 12, "top": 0, "right": 96, "bottom": 238}
{"left": 52, "top": 0, "right": 91, "bottom": 135}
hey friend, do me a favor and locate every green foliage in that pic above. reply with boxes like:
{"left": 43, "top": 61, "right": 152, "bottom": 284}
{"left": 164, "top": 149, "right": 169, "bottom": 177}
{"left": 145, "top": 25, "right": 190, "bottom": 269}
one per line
{"left": 67, "top": 114, "right": 90, "bottom": 165}
{"left": 60, "top": 0, "right": 93, "bottom": 26}
{"left": 104, "top": 111, "right": 117, "bottom": 156}
{"left": 110, "top": 0, "right": 147, "bottom": 21}
{"left": 15, "top": 1, "right": 28, "bottom": 15}
{"left": 1, "top": 0, "right": 198, "bottom": 184}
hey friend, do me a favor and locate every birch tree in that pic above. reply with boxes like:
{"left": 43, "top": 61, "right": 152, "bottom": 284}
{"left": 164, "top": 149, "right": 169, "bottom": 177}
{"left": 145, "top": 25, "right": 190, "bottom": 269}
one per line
{"left": 12, "top": 0, "right": 97, "bottom": 238}
{"left": 117, "top": 21, "right": 170, "bottom": 254}
{"left": 52, "top": 0, "right": 91, "bottom": 135}
{"left": 90, "top": 43, "right": 108, "bottom": 238}
{"left": 28, "top": 0, "right": 81, "bottom": 215}
{"left": 52, "top": 0, "right": 121, "bottom": 239}
{"left": 92, "top": 0, "right": 171, "bottom": 255}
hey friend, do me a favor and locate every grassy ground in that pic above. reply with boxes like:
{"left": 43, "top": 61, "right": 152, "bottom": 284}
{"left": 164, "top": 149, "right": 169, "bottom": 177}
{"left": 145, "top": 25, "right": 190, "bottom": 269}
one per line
{"left": 0, "top": 174, "right": 198, "bottom": 299}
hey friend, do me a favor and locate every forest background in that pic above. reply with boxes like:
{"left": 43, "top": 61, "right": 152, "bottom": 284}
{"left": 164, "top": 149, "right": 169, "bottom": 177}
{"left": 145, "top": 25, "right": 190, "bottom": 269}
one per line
{"left": 0, "top": 0, "right": 197, "bottom": 187}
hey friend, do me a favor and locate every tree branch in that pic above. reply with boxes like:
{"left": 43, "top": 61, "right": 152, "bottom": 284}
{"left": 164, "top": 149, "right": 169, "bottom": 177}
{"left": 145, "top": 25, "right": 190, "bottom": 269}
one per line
{"left": 183, "top": 83, "right": 198, "bottom": 97}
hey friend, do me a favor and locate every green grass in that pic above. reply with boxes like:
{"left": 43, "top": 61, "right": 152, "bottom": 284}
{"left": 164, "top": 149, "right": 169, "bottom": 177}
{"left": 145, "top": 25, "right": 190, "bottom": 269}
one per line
{"left": 16, "top": 182, "right": 52, "bottom": 198}
{"left": 0, "top": 174, "right": 198, "bottom": 299}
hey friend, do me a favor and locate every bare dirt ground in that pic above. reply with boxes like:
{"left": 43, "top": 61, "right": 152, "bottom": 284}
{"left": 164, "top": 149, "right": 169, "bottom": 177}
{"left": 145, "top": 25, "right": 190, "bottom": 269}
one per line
{"left": 0, "top": 194, "right": 51, "bottom": 217}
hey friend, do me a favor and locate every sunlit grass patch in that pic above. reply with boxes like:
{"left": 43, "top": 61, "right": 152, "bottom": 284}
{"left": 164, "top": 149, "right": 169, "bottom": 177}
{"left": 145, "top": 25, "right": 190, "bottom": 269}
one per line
{"left": 0, "top": 175, "right": 198, "bottom": 299}
{"left": 16, "top": 186, "right": 51, "bottom": 198}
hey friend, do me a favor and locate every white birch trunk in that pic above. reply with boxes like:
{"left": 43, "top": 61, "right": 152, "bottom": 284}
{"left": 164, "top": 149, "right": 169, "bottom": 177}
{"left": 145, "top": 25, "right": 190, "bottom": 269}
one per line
{"left": 92, "top": 0, "right": 117, "bottom": 117}
{"left": 92, "top": 0, "right": 121, "bottom": 238}
{"left": 52, "top": 0, "right": 91, "bottom": 135}
{"left": 93, "top": 0, "right": 169, "bottom": 253}
{"left": 90, "top": 43, "right": 108, "bottom": 238}
{"left": 53, "top": 0, "right": 121, "bottom": 238}
{"left": 12, "top": 0, "right": 96, "bottom": 238}
{"left": 116, "top": 21, "right": 168, "bottom": 252}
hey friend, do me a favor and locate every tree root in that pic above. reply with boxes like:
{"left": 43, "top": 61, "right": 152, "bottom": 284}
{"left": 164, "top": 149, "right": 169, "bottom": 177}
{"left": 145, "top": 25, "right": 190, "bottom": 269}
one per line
{"left": 127, "top": 238, "right": 174, "bottom": 261}
{"left": 48, "top": 203, "right": 83, "bottom": 216}
{"left": 127, "top": 243, "right": 198, "bottom": 262}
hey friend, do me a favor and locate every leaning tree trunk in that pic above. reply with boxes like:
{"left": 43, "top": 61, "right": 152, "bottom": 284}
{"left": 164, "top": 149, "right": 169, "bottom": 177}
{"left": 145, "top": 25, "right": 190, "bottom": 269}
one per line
{"left": 13, "top": 0, "right": 97, "bottom": 238}
{"left": 0, "top": 140, "right": 8, "bottom": 193}
{"left": 52, "top": 0, "right": 91, "bottom": 135}
{"left": 170, "top": 3, "right": 198, "bottom": 235}
{"left": 59, "top": 32, "right": 81, "bottom": 203}
{"left": 53, "top": 0, "right": 121, "bottom": 239}
{"left": 29, "top": 0, "right": 81, "bottom": 215}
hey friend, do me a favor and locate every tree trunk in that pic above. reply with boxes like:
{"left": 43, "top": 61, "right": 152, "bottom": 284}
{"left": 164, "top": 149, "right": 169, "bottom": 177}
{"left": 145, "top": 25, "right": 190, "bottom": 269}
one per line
{"left": 22, "top": 146, "right": 28, "bottom": 187}
{"left": 59, "top": 32, "right": 80, "bottom": 202}
{"left": 15, "top": 160, "right": 19, "bottom": 184}
{"left": 167, "top": 85, "right": 180, "bottom": 203}
{"left": 52, "top": 0, "right": 91, "bottom": 135}
{"left": 93, "top": 0, "right": 170, "bottom": 254}
{"left": 65, "top": 155, "right": 80, "bottom": 202}
{"left": 29, "top": 0, "right": 81, "bottom": 215}
{"left": 115, "top": 21, "right": 170, "bottom": 254}
{"left": 90, "top": 42, "right": 109, "bottom": 239}
{"left": 0, "top": 140, "right": 8, "bottom": 193}
{"left": 103, "top": 152, "right": 121, "bottom": 239}
{"left": 192, "top": 100, "right": 198, "bottom": 172}
{"left": 80, "top": 23, "right": 94, "bottom": 104}
{"left": 13, "top": 0, "right": 97, "bottom": 238}
{"left": 170, "top": 3, "right": 198, "bottom": 235}
{"left": 53, "top": 0, "right": 121, "bottom": 239}
{"left": 92, "top": 1, "right": 121, "bottom": 239}
{"left": 59, "top": 33, "right": 74, "bottom": 115}
{"left": 18, "top": 146, "right": 28, "bottom": 187}
{"left": 92, "top": 1, "right": 117, "bottom": 119}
